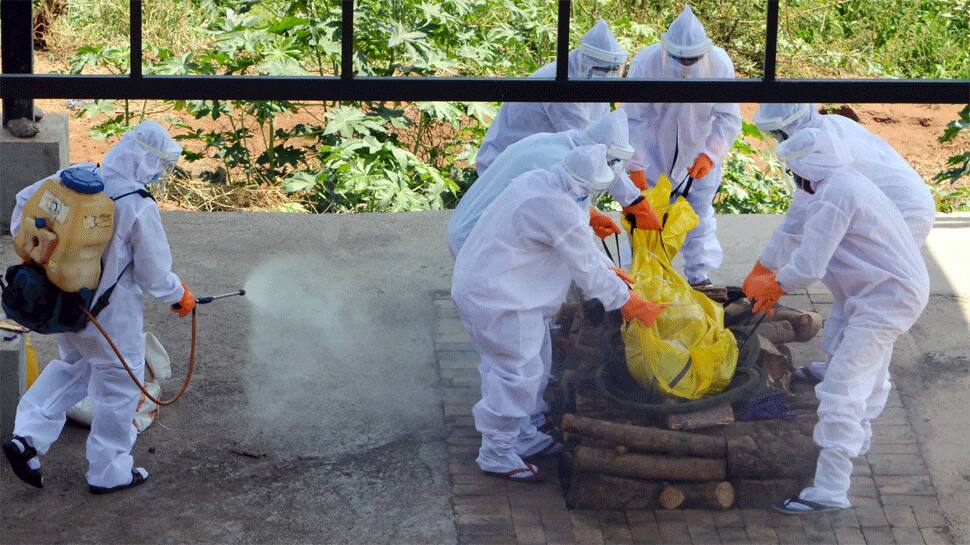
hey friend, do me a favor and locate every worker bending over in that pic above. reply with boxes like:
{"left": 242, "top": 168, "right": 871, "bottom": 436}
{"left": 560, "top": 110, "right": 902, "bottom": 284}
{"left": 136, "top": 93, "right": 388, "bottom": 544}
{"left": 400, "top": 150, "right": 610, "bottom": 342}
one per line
{"left": 744, "top": 129, "right": 928, "bottom": 514}
{"left": 3, "top": 121, "right": 196, "bottom": 494}
{"left": 452, "top": 144, "right": 665, "bottom": 481}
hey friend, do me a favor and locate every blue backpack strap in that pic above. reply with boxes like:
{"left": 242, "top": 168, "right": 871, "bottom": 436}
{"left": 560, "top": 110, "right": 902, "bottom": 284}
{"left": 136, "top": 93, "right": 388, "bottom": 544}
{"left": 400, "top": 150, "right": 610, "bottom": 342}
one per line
{"left": 112, "top": 189, "right": 155, "bottom": 202}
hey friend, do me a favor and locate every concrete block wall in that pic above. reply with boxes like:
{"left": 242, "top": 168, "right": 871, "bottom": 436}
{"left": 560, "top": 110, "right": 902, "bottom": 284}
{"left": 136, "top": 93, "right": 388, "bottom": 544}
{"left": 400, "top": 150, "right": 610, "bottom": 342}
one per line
{"left": 1, "top": 114, "right": 69, "bottom": 234}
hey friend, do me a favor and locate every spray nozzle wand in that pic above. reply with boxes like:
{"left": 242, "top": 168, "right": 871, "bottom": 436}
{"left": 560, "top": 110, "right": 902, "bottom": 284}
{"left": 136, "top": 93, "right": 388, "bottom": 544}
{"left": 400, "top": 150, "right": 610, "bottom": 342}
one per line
{"left": 195, "top": 289, "right": 246, "bottom": 305}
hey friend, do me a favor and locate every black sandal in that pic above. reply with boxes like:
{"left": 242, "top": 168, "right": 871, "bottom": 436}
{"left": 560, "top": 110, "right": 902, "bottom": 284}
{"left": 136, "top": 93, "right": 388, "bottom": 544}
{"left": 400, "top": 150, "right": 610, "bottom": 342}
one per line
{"left": 89, "top": 468, "right": 150, "bottom": 495}
{"left": 773, "top": 496, "right": 842, "bottom": 515}
{"left": 2, "top": 435, "right": 43, "bottom": 488}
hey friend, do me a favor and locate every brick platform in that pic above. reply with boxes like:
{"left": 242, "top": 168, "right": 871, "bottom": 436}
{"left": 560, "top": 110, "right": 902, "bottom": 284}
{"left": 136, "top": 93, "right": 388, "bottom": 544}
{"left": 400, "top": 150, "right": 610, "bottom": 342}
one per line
{"left": 433, "top": 292, "right": 955, "bottom": 545}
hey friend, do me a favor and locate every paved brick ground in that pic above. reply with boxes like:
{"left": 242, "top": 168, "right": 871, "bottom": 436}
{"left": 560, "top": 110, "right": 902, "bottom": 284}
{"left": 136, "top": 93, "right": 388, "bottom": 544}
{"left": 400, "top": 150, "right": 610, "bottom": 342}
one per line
{"left": 432, "top": 292, "right": 956, "bottom": 545}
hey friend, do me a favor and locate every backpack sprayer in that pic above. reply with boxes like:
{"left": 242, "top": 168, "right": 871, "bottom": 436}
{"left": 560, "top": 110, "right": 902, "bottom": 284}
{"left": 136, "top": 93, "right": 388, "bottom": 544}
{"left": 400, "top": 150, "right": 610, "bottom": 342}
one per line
{"left": 1, "top": 166, "right": 244, "bottom": 406}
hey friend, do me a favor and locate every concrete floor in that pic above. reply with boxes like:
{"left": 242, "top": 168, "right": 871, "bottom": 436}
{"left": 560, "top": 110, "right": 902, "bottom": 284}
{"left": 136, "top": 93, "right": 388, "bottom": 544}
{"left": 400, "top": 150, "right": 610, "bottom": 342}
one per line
{"left": 2, "top": 211, "right": 968, "bottom": 544}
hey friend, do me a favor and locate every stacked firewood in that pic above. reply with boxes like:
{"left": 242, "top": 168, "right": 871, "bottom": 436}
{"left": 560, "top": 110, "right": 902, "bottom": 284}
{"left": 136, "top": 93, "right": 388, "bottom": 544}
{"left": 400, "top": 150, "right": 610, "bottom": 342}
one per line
{"left": 550, "top": 296, "right": 825, "bottom": 510}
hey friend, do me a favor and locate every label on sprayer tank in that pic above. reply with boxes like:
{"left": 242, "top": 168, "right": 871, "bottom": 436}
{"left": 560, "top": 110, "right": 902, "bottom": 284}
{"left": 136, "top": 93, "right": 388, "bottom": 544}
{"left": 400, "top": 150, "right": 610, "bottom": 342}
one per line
{"left": 38, "top": 191, "right": 70, "bottom": 224}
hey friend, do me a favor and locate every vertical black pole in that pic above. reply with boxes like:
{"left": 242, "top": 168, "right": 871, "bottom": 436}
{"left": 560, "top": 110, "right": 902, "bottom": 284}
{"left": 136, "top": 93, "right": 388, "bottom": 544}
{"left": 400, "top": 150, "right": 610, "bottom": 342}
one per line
{"left": 764, "top": 0, "right": 779, "bottom": 81}
{"left": 341, "top": 0, "right": 354, "bottom": 80}
{"left": 1, "top": 0, "right": 35, "bottom": 126}
{"left": 130, "top": 0, "right": 142, "bottom": 78}
{"left": 555, "top": 0, "right": 571, "bottom": 81}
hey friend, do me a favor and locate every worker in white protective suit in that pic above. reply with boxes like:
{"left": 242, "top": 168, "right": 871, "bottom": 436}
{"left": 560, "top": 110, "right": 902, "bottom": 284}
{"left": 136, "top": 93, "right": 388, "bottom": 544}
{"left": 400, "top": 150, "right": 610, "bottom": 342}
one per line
{"left": 453, "top": 144, "right": 666, "bottom": 481}
{"left": 741, "top": 129, "right": 929, "bottom": 514}
{"left": 449, "top": 111, "right": 661, "bottom": 434}
{"left": 621, "top": 4, "right": 741, "bottom": 287}
{"left": 449, "top": 109, "right": 661, "bottom": 257}
{"left": 474, "top": 19, "right": 628, "bottom": 175}
{"left": 754, "top": 103, "right": 936, "bottom": 383}
{"left": 3, "top": 120, "right": 196, "bottom": 494}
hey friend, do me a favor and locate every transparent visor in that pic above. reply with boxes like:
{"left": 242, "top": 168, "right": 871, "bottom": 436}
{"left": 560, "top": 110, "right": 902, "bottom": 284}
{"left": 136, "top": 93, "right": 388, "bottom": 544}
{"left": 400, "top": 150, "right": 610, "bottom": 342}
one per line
{"left": 661, "top": 52, "right": 710, "bottom": 79}
{"left": 579, "top": 55, "right": 623, "bottom": 79}
{"left": 148, "top": 160, "right": 178, "bottom": 190}
{"left": 586, "top": 63, "right": 623, "bottom": 79}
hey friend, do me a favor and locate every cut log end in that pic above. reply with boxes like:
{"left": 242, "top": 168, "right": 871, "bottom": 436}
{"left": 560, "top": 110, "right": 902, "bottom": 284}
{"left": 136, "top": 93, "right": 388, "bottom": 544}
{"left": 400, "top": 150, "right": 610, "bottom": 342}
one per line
{"left": 660, "top": 481, "right": 734, "bottom": 510}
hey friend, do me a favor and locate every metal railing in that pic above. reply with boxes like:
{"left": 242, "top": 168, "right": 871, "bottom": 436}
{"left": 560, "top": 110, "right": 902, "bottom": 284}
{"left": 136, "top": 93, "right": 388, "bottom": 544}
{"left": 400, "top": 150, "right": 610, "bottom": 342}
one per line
{"left": 2, "top": 0, "right": 969, "bottom": 126}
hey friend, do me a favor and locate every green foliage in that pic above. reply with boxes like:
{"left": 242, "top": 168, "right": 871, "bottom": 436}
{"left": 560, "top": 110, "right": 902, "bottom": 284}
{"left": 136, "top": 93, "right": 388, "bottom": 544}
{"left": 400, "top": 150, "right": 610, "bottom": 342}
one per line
{"left": 715, "top": 121, "right": 792, "bottom": 214}
{"left": 59, "top": 0, "right": 968, "bottom": 213}
{"left": 932, "top": 104, "right": 970, "bottom": 212}
{"left": 778, "top": 0, "right": 970, "bottom": 78}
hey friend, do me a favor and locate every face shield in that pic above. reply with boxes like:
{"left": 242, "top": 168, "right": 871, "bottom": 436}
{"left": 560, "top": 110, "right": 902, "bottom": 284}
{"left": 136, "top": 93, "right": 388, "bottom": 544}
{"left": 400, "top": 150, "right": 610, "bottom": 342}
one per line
{"left": 605, "top": 141, "right": 635, "bottom": 172}
{"left": 659, "top": 7, "right": 714, "bottom": 80}
{"left": 563, "top": 144, "right": 615, "bottom": 202}
{"left": 147, "top": 160, "right": 178, "bottom": 193}
{"left": 660, "top": 50, "right": 712, "bottom": 79}
{"left": 129, "top": 122, "right": 182, "bottom": 191}
{"left": 578, "top": 40, "right": 628, "bottom": 80}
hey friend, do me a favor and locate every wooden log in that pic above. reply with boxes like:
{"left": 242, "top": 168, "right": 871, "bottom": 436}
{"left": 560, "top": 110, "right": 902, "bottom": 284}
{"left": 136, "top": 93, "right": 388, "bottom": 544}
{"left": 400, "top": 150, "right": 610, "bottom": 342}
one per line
{"left": 659, "top": 481, "right": 735, "bottom": 510}
{"left": 731, "top": 478, "right": 803, "bottom": 508}
{"left": 581, "top": 299, "right": 606, "bottom": 326}
{"left": 573, "top": 446, "right": 727, "bottom": 482}
{"left": 565, "top": 343, "right": 609, "bottom": 372}
{"left": 755, "top": 335, "right": 794, "bottom": 392}
{"left": 562, "top": 414, "right": 727, "bottom": 458}
{"left": 733, "top": 320, "right": 796, "bottom": 344}
{"left": 554, "top": 302, "right": 581, "bottom": 334}
{"left": 770, "top": 305, "right": 822, "bottom": 342}
{"left": 694, "top": 285, "right": 728, "bottom": 304}
{"left": 726, "top": 430, "right": 819, "bottom": 479}
{"left": 724, "top": 300, "right": 754, "bottom": 327}
{"left": 665, "top": 402, "right": 734, "bottom": 431}
{"left": 565, "top": 472, "right": 662, "bottom": 510}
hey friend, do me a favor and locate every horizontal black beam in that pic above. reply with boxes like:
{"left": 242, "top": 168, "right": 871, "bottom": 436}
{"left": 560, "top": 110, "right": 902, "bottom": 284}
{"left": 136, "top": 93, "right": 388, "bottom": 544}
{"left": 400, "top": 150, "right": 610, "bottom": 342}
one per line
{"left": 0, "top": 74, "right": 967, "bottom": 104}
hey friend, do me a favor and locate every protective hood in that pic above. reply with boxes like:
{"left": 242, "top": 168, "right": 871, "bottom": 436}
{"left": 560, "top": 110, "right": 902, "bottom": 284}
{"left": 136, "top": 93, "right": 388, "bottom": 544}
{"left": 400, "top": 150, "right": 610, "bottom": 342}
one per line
{"left": 754, "top": 103, "right": 822, "bottom": 134}
{"left": 580, "top": 19, "right": 628, "bottom": 66}
{"left": 776, "top": 128, "right": 852, "bottom": 188}
{"left": 661, "top": 5, "right": 713, "bottom": 59}
{"left": 559, "top": 143, "right": 614, "bottom": 197}
{"left": 97, "top": 120, "right": 182, "bottom": 195}
{"left": 583, "top": 109, "right": 635, "bottom": 161}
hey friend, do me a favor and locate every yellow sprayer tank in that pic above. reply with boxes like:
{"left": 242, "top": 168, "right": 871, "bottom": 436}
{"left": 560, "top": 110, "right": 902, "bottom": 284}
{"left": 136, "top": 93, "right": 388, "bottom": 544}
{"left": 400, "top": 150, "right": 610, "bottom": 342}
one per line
{"left": 13, "top": 168, "right": 114, "bottom": 294}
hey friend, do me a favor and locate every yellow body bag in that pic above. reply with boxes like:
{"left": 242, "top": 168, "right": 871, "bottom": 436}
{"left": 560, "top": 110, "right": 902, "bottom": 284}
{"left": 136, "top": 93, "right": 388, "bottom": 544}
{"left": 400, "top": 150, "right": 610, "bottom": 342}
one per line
{"left": 621, "top": 175, "right": 738, "bottom": 400}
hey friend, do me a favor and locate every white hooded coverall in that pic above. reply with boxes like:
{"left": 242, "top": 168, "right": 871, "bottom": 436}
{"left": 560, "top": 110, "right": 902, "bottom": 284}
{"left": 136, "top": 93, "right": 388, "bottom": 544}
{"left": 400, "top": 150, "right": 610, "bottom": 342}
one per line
{"left": 755, "top": 103, "right": 936, "bottom": 371}
{"left": 621, "top": 5, "right": 741, "bottom": 284}
{"left": 762, "top": 129, "right": 929, "bottom": 508}
{"left": 10, "top": 121, "right": 185, "bottom": 488}
{"left": 452, "top": 146, "right": 631, "bottom": 473}
{"left": 449, "top": 109, "right": 641, "bottom": 257}
{"left": 474, "top": 19, "right": 628, "bottom": 175}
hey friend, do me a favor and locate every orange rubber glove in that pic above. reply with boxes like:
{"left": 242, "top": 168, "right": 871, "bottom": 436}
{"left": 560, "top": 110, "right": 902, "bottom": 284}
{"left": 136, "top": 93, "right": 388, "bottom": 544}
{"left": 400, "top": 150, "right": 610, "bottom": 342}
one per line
{"left": 620, "top": 292, "right": 667, "bottom": 326}
{"left": 622, "top": 196, "right": 662, "bottom": 231}
{"left": 742, "top": 260, "right": 773, "bottom": 298}
{"left": 628, "top": 170, "right": 649, "bottom": 191}
{"left": 589, "top": 208, "right": 621, "bottom": 240}
{"left": 171, "top": 283, "right": 196, "bottom": 318}
{"left": 687, "top": 153, "right": 714, "bottom": 179}
{"left": 745, "top": 271, "right": 785, "bottom": 316}
{"left": 609, "top": 265, "right": 635, "bottom": 287}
